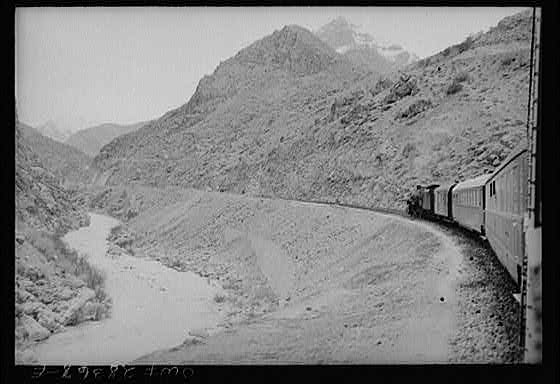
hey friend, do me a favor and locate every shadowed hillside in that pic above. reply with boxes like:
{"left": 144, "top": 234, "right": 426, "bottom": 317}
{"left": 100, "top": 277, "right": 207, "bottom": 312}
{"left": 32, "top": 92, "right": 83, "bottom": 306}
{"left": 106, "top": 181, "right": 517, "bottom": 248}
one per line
{"left": 18, "top": 123, "right": 94, "bottom": 187}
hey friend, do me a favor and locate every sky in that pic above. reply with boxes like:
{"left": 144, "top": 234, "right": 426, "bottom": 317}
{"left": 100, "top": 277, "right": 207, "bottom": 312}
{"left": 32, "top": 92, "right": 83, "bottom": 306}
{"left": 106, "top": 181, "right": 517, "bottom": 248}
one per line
{"left": 15, "top": 7, "right": 528, "bottom": 133}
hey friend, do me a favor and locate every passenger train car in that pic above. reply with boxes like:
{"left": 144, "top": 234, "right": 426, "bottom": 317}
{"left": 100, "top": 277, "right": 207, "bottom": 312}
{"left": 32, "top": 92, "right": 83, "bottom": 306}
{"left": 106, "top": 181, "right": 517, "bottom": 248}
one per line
{"left": 485, "top": 141, "right": 528, "bottom": 287}
{"left": 407, "top": 141, "right": 530, "bottom": 289}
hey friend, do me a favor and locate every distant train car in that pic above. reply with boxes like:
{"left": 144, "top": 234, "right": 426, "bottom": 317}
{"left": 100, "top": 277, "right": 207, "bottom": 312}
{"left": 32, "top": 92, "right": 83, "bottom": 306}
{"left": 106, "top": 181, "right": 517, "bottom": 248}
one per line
{"left": 451, "top": 174, "right": 491, "bottom": 234}
{"left": 434, "top": 183, "right": 456, "bottom": 220}
{"left": 485, "top": 141, "right": 528, "bottom": 286}
{"left": 420, "top": 184, "right": 439, "bottom": 216}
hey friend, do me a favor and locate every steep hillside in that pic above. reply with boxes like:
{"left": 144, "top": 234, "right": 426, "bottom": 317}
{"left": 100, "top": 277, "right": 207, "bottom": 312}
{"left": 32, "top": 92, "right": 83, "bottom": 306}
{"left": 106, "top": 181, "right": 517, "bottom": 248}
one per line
{"left": 92, "top": 10, "right": 532, "bottom": 210}
{"left": 315, "top": 17, "right": 419, "bottom": 71}
{"left": 18, "top": 122, "right": 94, "bottom": 186}
{"left": 15, "top": 112, "right": 112, "bottom": 363}
{"left": 65, "top": 120, "right": 149, "bottom": 156}
{"left": 16, "top": 123, "right": 89, "bottom": 232}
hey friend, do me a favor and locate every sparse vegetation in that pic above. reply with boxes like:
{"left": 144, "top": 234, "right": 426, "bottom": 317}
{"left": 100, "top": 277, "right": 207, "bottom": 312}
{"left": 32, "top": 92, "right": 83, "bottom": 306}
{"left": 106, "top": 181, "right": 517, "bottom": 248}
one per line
{"left": 368, "top": 77, "right": 393, "bottom": 97}
{"left": 396, "top": 99, "right": 433, "bottom": 120}
{"left": 213, "top": 293, "right": 227, "bottom": 303}
{"left": 501, "top": 54, "right": 516, "bottom": 67}
{"left": 446, "top": 81, "right": 464, "bottom": 95}
{"left": 454, "top": 71, "right": 470, "bottom": 83}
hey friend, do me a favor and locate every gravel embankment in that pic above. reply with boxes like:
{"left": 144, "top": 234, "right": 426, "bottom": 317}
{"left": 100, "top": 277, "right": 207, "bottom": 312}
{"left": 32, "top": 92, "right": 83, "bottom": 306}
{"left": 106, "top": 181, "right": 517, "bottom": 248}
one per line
{"left": 436, "top": 223, "right": 524, "bottom": 363}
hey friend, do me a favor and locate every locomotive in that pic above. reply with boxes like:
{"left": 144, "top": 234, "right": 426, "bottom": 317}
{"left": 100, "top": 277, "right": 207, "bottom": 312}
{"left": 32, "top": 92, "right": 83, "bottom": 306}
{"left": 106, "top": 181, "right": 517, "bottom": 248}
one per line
{"left": 406, "top": 140, "right": 528, "bottom": 289}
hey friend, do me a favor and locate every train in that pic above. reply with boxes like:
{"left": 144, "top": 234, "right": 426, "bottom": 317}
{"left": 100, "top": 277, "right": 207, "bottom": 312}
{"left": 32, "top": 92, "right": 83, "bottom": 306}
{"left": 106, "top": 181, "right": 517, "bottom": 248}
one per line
{"left": 406, "top": 139, "right": 529, "bottom": 289}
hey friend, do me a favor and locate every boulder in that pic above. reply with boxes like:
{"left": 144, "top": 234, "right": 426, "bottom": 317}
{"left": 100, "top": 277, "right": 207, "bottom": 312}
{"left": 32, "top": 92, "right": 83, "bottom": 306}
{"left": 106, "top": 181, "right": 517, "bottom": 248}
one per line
{"left": 15, "top": 287, "right": 35, "bottom": 304}
{"left": 15, "top": 232, "right": 25, "bottom": 245}
{"left": 188, "top": 328, "right": 209, "bottom": 339}
{"left": 19, "top": 314, "right": 51, "bottom": 341}
{"left": 20, "top": 301, "right": 48, "bottom": 316}
{"left": 36, "top": 307, "right": 61, "bottom": 332}
{"left": 63, "top": 275, "right": 86, "bottom": 289}
{"left": 56, "top": 287, "right": 75, "bottom": 300}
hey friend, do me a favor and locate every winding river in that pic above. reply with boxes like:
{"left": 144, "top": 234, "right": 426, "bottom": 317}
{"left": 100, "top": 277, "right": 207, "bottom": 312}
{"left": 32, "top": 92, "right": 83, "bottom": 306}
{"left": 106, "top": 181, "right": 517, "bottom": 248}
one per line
{"left": 33, "top": 213, "right": 226, "bottom": 365}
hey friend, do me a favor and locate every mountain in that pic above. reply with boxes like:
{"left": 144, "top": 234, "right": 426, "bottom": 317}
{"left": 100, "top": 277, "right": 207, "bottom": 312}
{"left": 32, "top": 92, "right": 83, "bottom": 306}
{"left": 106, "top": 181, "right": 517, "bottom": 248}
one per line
{"left": 18, "top": 122, "right": 94, "bottom": 186}
{"left": 93, "top": 24, "right": 369, "bottom": 184}
{"left": 92, "top": 10, "right": 532, "bottom": 210}
{"left": 65, "top": 120, "right": 150, "bottom": 157}
{"left": 315, "top": 17, "right": 419, "bottom": 72}
{"left": 35, "top": 120, "right": 73, "bottom": 143}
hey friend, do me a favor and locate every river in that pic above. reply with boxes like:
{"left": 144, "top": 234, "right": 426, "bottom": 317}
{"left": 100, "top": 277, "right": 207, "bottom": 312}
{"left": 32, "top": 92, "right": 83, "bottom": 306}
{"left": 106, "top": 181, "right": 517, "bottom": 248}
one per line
{"left": 33, "top": 213, "right": 226, "bottom": 365}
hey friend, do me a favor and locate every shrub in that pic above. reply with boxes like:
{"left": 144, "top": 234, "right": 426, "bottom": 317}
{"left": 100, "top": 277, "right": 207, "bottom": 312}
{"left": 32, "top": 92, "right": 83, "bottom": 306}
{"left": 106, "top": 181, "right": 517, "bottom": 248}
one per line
{"left": 213, "top": 293, "right": 227, "bottom": 303}
{"left": 396, "top": 99, "right": 433, "bottom": 120}
{"left": 402, "top": 142, "right": 417, "bottom": 158}
{"left": 457, "top": 36, "right": 474, "bottom": 53}
{"left": 446, "top": 81, "right": 463, "bottom": 95}
{"left": 454, "top": 71, "right": 470, "bottom": 83}
{"left": 369, "top": 77, "right": 393, "bottom": 97}
{"left": 501, "top": 54, "right": 516, "bottom": 67}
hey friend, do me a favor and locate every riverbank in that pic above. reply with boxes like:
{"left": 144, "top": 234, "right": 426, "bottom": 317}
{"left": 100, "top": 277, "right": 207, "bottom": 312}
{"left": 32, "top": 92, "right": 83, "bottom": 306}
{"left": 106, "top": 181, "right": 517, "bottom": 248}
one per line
{"left": 31, "top": 213, "right": 226, "bottom": 365}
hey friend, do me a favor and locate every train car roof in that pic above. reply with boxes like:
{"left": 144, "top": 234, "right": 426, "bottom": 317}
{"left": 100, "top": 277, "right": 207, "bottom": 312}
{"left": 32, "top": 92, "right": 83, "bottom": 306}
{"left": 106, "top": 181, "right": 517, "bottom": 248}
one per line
{"left": 486, "top": 139, "right": 528, "bottom": 182}
{"left": 453, "top": 174, "right": 492, "bottom": 191}
{"left": 434, "top": 182, "right": 457, "bottom": 193}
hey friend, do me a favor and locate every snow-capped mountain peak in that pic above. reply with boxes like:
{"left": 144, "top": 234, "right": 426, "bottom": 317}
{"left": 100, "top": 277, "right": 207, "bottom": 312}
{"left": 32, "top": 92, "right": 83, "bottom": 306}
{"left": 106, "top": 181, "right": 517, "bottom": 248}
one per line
{"left": 315, "top": 17, "right": 419, "bottom": 69}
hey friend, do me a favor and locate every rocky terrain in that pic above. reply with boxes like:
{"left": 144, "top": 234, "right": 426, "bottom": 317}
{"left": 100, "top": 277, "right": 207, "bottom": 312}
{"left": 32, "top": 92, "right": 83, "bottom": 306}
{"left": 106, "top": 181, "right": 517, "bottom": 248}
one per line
{"left": 65, "top": 120, "right": 150, "bottom": 157}
{"left": 92, "top": 10, "right": 533, "bottom": 210}
{"left": 15, "top": 112, "right": 110, "bottom": 364}
{"left": 18, "top": 122, "right": 94, "bottom": 186}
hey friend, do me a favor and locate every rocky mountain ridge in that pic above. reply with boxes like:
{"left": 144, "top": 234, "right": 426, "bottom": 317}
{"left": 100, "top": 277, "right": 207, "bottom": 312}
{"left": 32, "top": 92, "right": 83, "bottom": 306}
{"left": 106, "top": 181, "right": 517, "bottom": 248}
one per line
{"left": 92, "top": 9, "right": 532, "bottom": 210}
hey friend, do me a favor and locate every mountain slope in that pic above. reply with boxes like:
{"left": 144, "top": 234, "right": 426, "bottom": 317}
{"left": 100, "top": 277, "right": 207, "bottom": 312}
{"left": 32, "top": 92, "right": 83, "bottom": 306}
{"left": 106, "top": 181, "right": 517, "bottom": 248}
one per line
{"left": 18, "top": 123, "right": 94, "bottom": 186}
{"left": 92, "top": 10, "right": 532, "bottom": 210}
{"left": 16, "top": 122, "right": 88, "bottom": 233}
{"left": 315, "top": 17, "right": 419, "bottom": 72}
{"left": 65, "top": 121, "right": 149, "bottom": 157}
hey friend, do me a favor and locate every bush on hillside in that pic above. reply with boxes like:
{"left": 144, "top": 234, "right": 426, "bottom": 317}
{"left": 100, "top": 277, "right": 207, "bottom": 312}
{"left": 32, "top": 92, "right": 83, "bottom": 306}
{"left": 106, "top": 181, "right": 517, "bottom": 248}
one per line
{"left": 501, "top": 54, "right": 516, "bottom": 67}
{"left": 369, "top": 77, "right": 393, "bottom": 97}
{"left": 457, "top": 36, "right": 474, "bottom": 53}
{"left": 384, "top": 74, "right": 419, "bottom": 104}
{"left": 454, "top": 71, "right": 470, "bottom": 83}
{"left": 445, "top": 81, "right": 464, "bottom": 95}
{"left": 396, "top": 99, "right": 433, "bottom": 120}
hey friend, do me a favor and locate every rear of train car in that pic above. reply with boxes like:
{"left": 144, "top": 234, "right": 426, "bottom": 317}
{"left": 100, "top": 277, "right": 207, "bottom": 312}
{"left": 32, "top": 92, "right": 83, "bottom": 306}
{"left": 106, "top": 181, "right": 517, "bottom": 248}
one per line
{"left": 434, "top": 183, "right": 456, "bottom": 220}
{"left": 451, "top": 174, "right": 491, "bottom": 234}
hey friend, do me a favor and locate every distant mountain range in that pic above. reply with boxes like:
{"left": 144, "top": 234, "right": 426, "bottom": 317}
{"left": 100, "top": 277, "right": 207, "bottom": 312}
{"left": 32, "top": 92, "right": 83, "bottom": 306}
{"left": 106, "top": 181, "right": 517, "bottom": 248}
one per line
{"left": 314, "top": 17, "right": 419, "bottom": 72}
{"left": 34, "top": 120, "right": 73, "bottom": 143}
{"left": 65, "top": 121, "right": 151, "bottom": 157}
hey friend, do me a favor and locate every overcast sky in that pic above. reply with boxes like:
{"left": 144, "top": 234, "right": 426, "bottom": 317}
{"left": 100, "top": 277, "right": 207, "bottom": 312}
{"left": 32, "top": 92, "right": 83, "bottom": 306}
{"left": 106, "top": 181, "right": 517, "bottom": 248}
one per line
{"left": 15, "top": 7, "right": 527, "bottom": 133}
